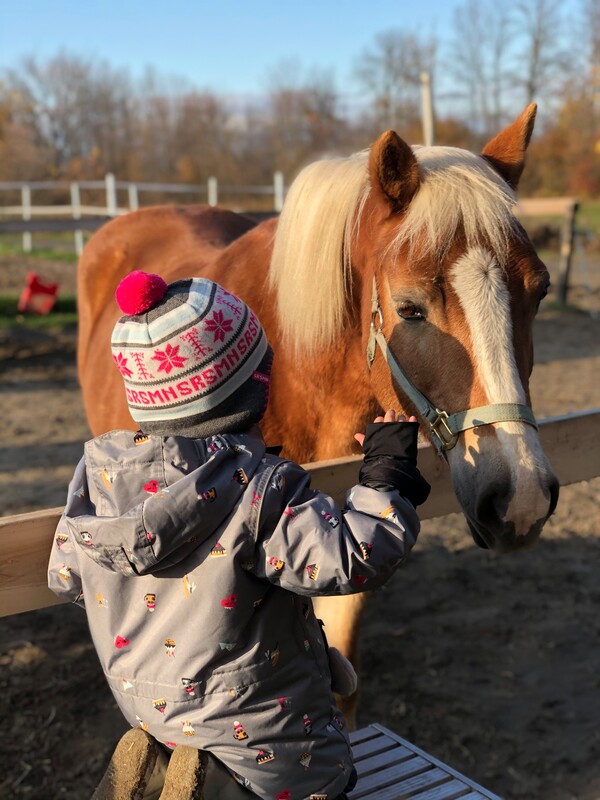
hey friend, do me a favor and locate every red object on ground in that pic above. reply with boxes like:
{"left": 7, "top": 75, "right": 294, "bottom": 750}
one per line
{"left": 17, "top": 272, "right": 59, "bottom": 315}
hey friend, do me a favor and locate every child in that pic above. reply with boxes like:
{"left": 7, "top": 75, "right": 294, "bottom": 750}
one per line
{"left": 48, "top": 271, "right": 430, "bottom": 800}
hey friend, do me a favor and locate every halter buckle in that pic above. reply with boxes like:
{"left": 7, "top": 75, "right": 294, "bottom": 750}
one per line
{"left": 367, "top": 307, "right": 383, "bottom": 369}
{"left": 429, "top": 409, "right": 459, "bottom": 451}
{"left": 371, "top": 306, "right": 383, "bottom": 333}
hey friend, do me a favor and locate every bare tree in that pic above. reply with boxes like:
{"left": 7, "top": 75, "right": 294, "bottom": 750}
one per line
{"left": 354, "top": 29, "right": 437, "bottom": 134}
{"left": 582, "top": 0, "right": 600, "bottom": 123}
{"left": 513, "top": 0, "right": 571, "bottom": 106}
{"left": 264, "top": 62, "right": 345, "bottom": 175}
{"left": 172, "top": 91, "right": 233, "bottom": 183}
{"left": 447, "top": 0, "right": 513, "bottom": 135}
{"left": 3, "top": 54, "right": 134, "bottom": 177}
{"left": 0, "top": 84, "right": 50, "bottom": 179}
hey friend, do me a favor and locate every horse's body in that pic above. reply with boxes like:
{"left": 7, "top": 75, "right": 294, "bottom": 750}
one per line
{"left": 78, "top": 105, "right": 558, "bottom": 725}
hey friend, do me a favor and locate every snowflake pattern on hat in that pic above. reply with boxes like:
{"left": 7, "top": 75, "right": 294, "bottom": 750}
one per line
{"left": 205, "top": 309, "right": 234, "bottom": 342}
{"left": 152, "top": 343, "right": 187, "bottom": 373}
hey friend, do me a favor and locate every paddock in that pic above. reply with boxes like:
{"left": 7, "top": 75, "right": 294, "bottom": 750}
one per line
{"left": 1, "top": 260, "right": 599, "bottom": 798}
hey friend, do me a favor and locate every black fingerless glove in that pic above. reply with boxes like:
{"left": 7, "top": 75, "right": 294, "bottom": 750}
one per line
{"left": 358, "top": 421, "right": 431, "bottom": 507}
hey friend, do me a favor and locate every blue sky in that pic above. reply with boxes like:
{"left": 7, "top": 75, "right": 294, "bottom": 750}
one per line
{"left": 0, "top": 0, "right": 458, "bottom": 101}
{"left": 1, "top": 0, "right": 584, "bottom": 120}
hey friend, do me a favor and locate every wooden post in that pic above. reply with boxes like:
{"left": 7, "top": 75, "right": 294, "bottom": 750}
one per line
{"left": 105, "top": 173, "right": 117, "bottom": 217}
{"left": 21, "top": 185, "right": 32, "bottom": 253}
{"left": 556, "top": 200, "right": 579, "bottom": 305}
{"left": 274, "top": 171, "right": 285, "bottom": 212}
{"left": 420, "top": 71, "right": 435, "bottom": 147}
{"left": 70, "top": 182, "right": 84, "bottom": 257}
{"left": 207, "top": 176, "right": 218, "bottom": 207}
{"left": 128, "top": 183, "right": 139, "bottom": 212}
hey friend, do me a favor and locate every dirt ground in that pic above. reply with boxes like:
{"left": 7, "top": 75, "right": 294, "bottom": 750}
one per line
{"left": 1, "top": 251, "right": 599, "bottom": 800}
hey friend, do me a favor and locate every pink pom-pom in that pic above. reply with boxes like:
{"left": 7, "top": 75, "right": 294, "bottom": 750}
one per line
{"left": 115, "top": 271, "right": 168, "bottom": 315}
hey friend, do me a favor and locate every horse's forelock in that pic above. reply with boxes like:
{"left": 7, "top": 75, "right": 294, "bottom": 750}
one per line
{"left": 391, "top": 147, "right": 520, "bottom": 264}
{"left": 269, "top": 144, "right": 521, "bottom": 353}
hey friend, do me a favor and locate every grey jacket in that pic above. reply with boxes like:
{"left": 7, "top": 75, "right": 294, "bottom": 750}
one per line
{"left": 48, "top": 428, "right": 421, "bottom": 800}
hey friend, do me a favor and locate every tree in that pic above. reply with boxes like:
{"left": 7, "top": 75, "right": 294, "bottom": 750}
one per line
{"left": 354, "top": 29, "right": 437, "bottom": 135}
{"left": 263, "top": 62, "right": 346, "bottom": 176}
{"left": 447, "top": 0, "right": 514, "bottom": 135}
{"left": 3, "top": 53, "right": 134, "bottom": 178}
{"left": 0, "top": 83, "right": 49, "bottom": 180}
{"left": 512, "top": 0, "right": 571, "bottom": 107}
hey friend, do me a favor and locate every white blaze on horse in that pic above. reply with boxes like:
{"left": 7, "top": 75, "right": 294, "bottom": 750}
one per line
{"left": 78, "top": 104, "right": 558, "bottom": 724}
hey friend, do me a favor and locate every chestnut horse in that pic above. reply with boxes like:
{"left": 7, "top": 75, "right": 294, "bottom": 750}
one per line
{"left": 78, "top": 104, "right": 558, "bottom": 725}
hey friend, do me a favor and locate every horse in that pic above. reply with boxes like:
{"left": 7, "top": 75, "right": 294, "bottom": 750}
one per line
{"left": 77, "top": 103, "right": 559, "bottom": 726}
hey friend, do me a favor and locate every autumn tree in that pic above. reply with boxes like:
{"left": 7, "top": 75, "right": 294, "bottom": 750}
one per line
{"left": 262, "top": 62, "right": 346, "bottom": 177}
{"left": 3, "top": 54, "right": 134, "bottom": 178}
{"left": 512, "top": 0, "right": 571, "bottom": 107}
{"left": 354, "top": 29, "right": 437, "bottom": 137}
{"left": 447, "top": 0, "right": 513, "bottom": 135}
{"left": 0, "top": 82, "right": 50, "bottom": 180}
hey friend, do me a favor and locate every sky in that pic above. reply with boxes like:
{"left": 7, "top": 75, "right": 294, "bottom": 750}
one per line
{"left": 0, "top": 0, "right": 458, "bottom": 104}
{"left": 0, "top": 0, "right": 585, "bottom": 121}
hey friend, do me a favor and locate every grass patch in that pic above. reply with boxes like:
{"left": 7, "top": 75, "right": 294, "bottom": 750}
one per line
{"left": 0, "top": 240, "right": 78, "bottom": 263}
{"left": 0, "top": 293, "right": 78, "bottom": 329}
{"left": 579, "top": 200, "right": 600, "bottom": 239}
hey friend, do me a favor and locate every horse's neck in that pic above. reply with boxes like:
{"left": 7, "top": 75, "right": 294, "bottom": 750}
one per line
{"left": 266, "top": 321, "right": 377, "bottom": 463}
{"left": 213, "top": 219, "right": 377, "bottom": 463}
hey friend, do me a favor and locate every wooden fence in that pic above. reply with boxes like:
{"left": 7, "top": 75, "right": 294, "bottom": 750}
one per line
{"left": 1, "top": 409, "right": 599, "bottom": 619}
{"left": 515, "top": 197, "right": 579, "bottom": 305}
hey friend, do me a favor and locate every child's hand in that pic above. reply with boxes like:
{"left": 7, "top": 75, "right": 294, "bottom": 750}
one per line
{"left": 354, "top": 409, "right": 418, "bottom": 447}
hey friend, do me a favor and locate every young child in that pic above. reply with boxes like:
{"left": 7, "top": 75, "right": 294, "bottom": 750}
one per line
{"left": 48, "top": 271, "right": 430, "bottom": 800}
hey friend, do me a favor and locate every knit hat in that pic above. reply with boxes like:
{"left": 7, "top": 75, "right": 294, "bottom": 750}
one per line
{"left": 111, "top": 271, "right": 272, "bottom": 438}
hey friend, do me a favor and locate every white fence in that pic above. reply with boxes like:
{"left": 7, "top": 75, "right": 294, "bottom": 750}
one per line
{"left": 0, "top": 173, "right": 285, "bottom": 255}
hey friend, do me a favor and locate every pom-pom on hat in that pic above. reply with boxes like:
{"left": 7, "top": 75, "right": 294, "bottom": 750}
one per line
{"left": 115, "top": 270, "right": 168, "bottom": 316}
{"left": 111, "top": 271, "right": 272, "bottom": 439}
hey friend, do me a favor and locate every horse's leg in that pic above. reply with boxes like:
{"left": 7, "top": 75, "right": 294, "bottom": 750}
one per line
{"left": 312, "top": 592, "right": 371, "bottom": 730}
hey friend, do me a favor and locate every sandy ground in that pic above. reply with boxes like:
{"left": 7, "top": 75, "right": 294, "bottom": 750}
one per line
{"left": 1, "top": 251, "right": 599, "bottom": 800}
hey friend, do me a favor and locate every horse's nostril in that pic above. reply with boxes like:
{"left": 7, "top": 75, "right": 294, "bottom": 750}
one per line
{"left": 475, "top": 488, "right": 503, "bottom": 528}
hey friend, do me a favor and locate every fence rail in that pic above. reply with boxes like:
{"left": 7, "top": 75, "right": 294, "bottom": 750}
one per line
{"left": 1, "top": 409, "right": 599, "bottom": 619}
{"left": 0, "top": 173, "right": 285, "bottom": 255}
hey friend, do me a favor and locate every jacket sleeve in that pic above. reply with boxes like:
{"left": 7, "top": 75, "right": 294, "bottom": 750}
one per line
{"left": 251, "top": 459, "right": 420, "bottom": 596}
{"left": 47, "top": 457, "right": 86, "bottom": 607}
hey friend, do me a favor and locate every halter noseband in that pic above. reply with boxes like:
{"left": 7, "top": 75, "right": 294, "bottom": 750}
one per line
{"left": 366, "top": 279, "right": 538, "bottom": 456}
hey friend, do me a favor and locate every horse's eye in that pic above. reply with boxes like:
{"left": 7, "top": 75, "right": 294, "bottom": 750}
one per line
{"left": 536, "top": 286, "right": 549, "bottom": 311}
{"left": 397, "top": 303, "right": 425, "bottom": 321}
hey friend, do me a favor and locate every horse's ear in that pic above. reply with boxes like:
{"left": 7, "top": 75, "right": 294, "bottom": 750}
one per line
{"left": 369, "top": 130, "right": 420, "bottom": 211}
{"left": 481, "top": 103, "right": 537, "bottom": 190}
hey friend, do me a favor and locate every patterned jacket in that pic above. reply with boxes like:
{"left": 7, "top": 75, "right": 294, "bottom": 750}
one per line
{"left": 48, "top": 427, "right": 423, "bottom": 800}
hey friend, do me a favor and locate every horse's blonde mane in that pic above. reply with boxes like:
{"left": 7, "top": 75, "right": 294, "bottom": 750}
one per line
{"left": 269, "top": 144, "right": 519, "bottom": 353}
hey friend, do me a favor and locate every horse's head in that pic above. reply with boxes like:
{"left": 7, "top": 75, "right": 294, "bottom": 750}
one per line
{"left": 357, "top": 104, "right": 558, "bottom": 552}
{"left": 269, "top": 104, "right": 558, "bottom": 553}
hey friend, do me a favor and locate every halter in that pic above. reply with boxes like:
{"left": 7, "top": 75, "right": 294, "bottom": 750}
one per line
{"left": 366, "top": 278, "right": 538, "bottom": 456}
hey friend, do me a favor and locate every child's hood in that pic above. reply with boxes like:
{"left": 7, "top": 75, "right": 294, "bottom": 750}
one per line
{"left": 64, "top": 429, "right": 266, "bottom": 575}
